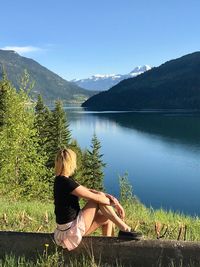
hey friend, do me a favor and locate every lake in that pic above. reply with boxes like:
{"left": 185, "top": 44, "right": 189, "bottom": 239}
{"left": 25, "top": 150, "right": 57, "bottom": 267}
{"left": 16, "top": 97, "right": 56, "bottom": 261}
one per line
{"left": 65, "top": 106, "right": 200, "bottom": 216}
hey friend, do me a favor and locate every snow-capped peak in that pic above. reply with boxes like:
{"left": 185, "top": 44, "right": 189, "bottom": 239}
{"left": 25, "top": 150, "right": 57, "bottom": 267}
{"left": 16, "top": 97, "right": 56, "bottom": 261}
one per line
{"left": 130, "top": 65, "right": 151, "bottom": 74}
{"left": 72, "top": 65, "right": 152, "bottom": 91}
{"left": 92, "top": 74, "right": 116, "bottom": 78}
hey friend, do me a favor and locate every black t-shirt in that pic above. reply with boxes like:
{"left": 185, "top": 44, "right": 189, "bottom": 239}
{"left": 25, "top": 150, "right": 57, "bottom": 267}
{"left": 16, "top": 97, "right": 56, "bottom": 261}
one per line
{"left": 53, "top": 176, "right": 80, "bottom": 224}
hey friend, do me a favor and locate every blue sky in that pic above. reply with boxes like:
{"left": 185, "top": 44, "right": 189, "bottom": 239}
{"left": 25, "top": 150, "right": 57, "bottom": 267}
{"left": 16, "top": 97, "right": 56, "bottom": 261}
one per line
{"left": 1, "top": 0, "right": 200, "bottom": 80}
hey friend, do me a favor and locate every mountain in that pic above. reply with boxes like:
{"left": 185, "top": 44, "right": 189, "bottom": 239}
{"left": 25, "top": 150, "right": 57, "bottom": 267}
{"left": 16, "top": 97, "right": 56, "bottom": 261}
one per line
{"left": 0, "top": 49, "right": 95, "bottom": 103}
{"left": 72, "top": 65, "right": 151, "bottom": 91}
{"left": 82, "top": 52, "right": 200, "bottom": 110}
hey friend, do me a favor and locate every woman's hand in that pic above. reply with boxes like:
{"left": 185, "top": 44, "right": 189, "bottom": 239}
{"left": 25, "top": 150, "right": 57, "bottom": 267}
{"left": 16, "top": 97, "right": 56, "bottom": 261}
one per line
{"left": 89, "top": 189, "right": 103, "bottom": 194}
{"left": 115, "top": 202, "right": 125, "bottom": 220}
{"left": 105, "top": 194, "right": 119, "bottom": 206}
{"left": 105, "top": 194, "right": 125, "bottom": 219}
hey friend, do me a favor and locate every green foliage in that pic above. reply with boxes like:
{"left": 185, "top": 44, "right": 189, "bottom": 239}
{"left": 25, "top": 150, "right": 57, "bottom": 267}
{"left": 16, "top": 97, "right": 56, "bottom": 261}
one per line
{"left": 2, "top": 194, "right": 200, "bottom": 243}
{"left": 19, "top": 69, "right": 35, "bottom": 95}
{"left": 0, "top": 251, "right": 124, "bottom": 267}
{"left": 47, "top": 100, "right": 72, "bottom": 168}
{"left": 0, "top": 75, "right": 50, "bottom": 200}
{"left": 34, "top": 94, "right": 55, "bottom": 187}
{"left": 0, "top": 198, "right": 54, "bottom": 232}
{"left": 34, "top": 94, "right": 52, "bottom": 154}
{"left": 119, "top": 172, "right": 135, "bottom": 207}
{"left": 69, "top": 139, "right": 85, "bottom": 184}
{"left": 82, "top": 133, "right": 106, "bottom": 191}
{"left": 0, "top": 74, "right": 11, "bottom": 127}
{"left": 0, "top": 74, "right": 106, "bottom": 200}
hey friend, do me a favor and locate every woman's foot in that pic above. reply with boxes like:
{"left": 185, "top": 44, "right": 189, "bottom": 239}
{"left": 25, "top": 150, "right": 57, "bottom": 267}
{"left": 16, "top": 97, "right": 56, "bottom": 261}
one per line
{"left": 118, "top": 229, "right": 143, "bottom": 240}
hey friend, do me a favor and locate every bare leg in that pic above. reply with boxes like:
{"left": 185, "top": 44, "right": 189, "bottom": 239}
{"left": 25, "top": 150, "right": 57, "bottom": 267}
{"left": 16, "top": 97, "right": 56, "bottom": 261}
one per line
{"left": 102, "top": 219, "right": 114, "bottom": 236}
{"left": 81, "top": 200, "right": 99, "bottom": 233}
{"left": 84, "top": 210, "right": 113, "bottom": 236}
{"left": 99, "top": 204, "right": 131, "bottom": 231}
{"left": 81, "top": 200, "right": 130, "bottom": 236}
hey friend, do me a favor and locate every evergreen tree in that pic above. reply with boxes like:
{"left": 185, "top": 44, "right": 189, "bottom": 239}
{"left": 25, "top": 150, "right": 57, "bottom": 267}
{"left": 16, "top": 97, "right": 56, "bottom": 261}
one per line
{"left": 34, "top": 94, "right": 52, "bottom": 152}
{"left": 81, "top": 149, "right": 92, "bottom": 187}
{"left": 0, "top": 73, "right": 10, "bottom": 174}
{"left": 69, "top": 139, "right": 84, "bottom": 183}
{"left": 0, "top": 75, "right": 50, "bottom": 200}
{"left": 0, "top": 72, "right": 10, "bottom": 128}
{"left": 34, "top": 94, "right": 54, "bottom": 187}
{"left": 82, "top": 133, "right": 106, "bottom": 191}
{"left": 47, "top": 100, "right": 71, "bottom": 168}
{"left": 35, "top": 94, "right": 46, "bottom": 114}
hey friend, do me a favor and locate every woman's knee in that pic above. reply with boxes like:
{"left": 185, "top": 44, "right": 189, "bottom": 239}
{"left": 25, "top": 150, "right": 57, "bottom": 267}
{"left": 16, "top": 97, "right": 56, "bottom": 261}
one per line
{"left": 99, "top": 203, "right": 114, "bottom": 214}
{"left": 83, "top": 199, "right": 99, "bottom": 210}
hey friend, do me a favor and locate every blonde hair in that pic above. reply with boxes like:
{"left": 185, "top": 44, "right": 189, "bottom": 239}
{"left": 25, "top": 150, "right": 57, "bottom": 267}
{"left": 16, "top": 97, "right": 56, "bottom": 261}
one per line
{"left": 55, "top": 148, "right": 77, "bottom": 177}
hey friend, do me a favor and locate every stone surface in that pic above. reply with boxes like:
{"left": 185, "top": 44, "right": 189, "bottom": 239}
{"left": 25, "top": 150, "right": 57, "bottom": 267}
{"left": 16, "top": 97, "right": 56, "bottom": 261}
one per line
{"left": 1, "top": 231, "right": 200, "bottom": 266}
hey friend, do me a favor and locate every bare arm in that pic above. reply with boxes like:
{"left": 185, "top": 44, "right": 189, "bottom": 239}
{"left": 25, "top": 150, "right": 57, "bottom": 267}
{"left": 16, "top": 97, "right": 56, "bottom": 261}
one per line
{"left": 88, "top": 190, "right": 119, "bottom": 206}
{"left": 74, "top": 187, "right": 125, "bottom": 219}
{"left": 71, "top": 185, "right": 111, "bottom": 205}
{"left": 89, "top": 189, "right": 100, "bottom": 194}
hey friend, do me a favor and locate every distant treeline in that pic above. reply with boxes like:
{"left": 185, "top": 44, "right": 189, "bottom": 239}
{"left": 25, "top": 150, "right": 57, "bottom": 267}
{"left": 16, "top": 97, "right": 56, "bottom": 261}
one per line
{"left": 0, "top": 72, "right": 105, "bottom": 200}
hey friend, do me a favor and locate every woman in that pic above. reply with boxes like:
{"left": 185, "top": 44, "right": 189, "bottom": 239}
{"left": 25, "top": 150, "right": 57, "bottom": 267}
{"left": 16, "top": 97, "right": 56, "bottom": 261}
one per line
{"left": 54, "top": 148, "right": 142, "bottom": 251}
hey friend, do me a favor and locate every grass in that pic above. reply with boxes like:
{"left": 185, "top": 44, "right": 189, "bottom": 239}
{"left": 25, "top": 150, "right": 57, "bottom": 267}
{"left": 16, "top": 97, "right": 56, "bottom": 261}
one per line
{"left": 0, "top": 249, "right": 125, "bottom": 267}
{"left": 123, "top": 198, "right": 200, "bottom": 241}
{"left": 0, "top": 253, "right": 200, "bottom": 267}
{"left": 0, "top": 198, "right": 54, "bottom": 233}
{"left": 0, "top": 252, "right": 100, "bottom": 267}
{"left": 1, "top": 196, "right": 200, "bottom": 266}
{"left": 1, "top": 197, "right": 200, "bottom": 242}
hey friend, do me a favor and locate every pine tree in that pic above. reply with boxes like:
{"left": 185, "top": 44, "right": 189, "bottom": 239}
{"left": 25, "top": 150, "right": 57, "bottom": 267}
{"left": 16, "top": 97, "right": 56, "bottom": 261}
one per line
{"left": 81, "top": 149, "right": 92, "bottom": 187}
{"left": 35, "top": 94, "right": 46, "bottom": 115}
{"left": 0, "top": 75, "right": 50, "bottom": 200}
{"left": 0, "top": 72, "right": 10, "bottom": 128}
{"left": 34, "top": 94, "right": 54, "bottom": 187}
{"left": 34, "top": 94, "right": 52, "bottom": 152}
{"left": 47, "top": 100, "right": 71, "bottom": 168}
{"left": 69, "top": 139, "right": 84, "bottom": 183}
{"left": 0, "top": 73, "right": 10, "bottom": 174}
{"left": 82, "top": 133, "right": 106, "bottom": 191}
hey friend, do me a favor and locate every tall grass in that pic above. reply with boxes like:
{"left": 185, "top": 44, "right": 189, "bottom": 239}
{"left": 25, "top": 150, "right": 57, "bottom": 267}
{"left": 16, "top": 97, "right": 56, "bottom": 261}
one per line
{"left": 123, "top": 199, "right": 200, "bottom": 241}
{"left": 0, "top": 198, "right": 54, "bottom": 232}
{"left": 1, "top": 196, "right": 200, "bottom": 241}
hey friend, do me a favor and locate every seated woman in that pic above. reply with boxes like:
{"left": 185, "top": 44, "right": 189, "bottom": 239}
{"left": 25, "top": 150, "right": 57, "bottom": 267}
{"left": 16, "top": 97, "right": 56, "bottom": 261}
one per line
{"left": 54, "top": 148, "right": 142, "bottom": 251}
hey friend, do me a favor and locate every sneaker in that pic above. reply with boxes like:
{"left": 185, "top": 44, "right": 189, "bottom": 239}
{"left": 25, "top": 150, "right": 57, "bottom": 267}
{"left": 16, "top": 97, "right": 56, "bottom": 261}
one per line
{"left": 118, "top": 230, "right": 143, "bottom": 240}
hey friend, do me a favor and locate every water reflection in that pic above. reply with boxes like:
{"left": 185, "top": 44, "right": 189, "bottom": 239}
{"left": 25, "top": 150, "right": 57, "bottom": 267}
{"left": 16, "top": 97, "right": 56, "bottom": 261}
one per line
{"left": 89, "top": 112, "right": 200, "bottom": 151}
{"left": 65, "top": 107, "right": 200, "bottom": 215}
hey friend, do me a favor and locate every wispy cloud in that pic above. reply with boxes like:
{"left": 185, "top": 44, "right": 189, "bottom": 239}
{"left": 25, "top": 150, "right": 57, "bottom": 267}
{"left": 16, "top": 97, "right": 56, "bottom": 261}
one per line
{"left": 1, "top": 46, "right": 42, "bottom": 55}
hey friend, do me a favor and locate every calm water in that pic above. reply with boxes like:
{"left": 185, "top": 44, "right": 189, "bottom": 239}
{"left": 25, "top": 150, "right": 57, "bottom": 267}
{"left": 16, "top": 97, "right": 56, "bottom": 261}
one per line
{"left": 65, "top": 107, "right": 200, "bottom": 216}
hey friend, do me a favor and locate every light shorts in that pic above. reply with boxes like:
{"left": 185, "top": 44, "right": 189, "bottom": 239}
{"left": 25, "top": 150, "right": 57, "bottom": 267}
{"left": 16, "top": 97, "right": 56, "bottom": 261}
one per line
{"left": 54, "top": 210, "right": 86, "bottom": 251}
